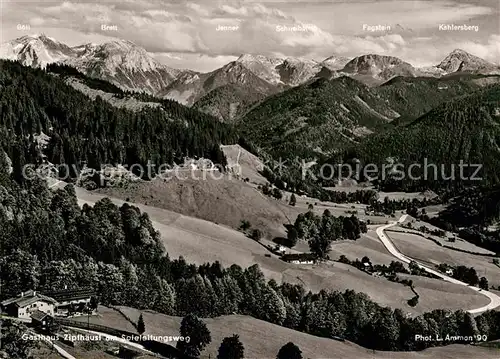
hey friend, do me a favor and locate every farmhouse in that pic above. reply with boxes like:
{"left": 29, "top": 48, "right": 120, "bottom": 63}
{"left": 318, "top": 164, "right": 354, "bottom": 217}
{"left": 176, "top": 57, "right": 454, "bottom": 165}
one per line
{"left": 41, "top": 287, "right": 96, "bottom": 316}
{"left": 182, "top": 157, "right": 215, "bottom": 171}
{"left": 1, "top": 290, "right": 57, "bottom": 320}
{"left": 30, "top": 309, "right": 57, "bottom": 331}
{"left": 281, "top": 253, "right": 316, "bottom": 264}
{"left": 362, "top": 262, "right": 373, "bottom": 272}
{"left": 274, "top": 244, "right": 287, "bottom": 255}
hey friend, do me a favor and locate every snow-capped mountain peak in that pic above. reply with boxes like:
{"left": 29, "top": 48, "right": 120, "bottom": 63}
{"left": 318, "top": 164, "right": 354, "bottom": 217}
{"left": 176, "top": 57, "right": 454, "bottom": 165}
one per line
{"left": 19, "top": 33, "right": 58, "bottom": 43}
{"left": 235, "top": 53, "right": 285, "bottom": 84}
{"left": 72, "top": 43, "right": 98, "bottom": 55}
{"left": 3, "top": 34, "right": 499, "bottom": 104}
{"left": 68, "top": 39, "right": 182, "bottom": 93}
{"left": 449, "top": 48, "right": 470, "bottom": 55}
{"left": 321, "top": 55, "right": 351, "bottom": 71}
{"left": 236, "top": 54, "right": 284, "bottom": 66}
{"left": 339, "top": 54, "right": 422, "bottom": 85}
{"left": 343, "top": 54, "right": 405, "bottom": 73}
{"left": 235, "top": 53, "right": 328, "bottom": 86}
{"left": 73, "top": 38, "right": 174, "bottom": 76}
{"left": 437, "top": 48, "right": 499, "bottom": 74}
{"left": 276, "top": 57, "right": 323, "bottom": 86}
{"left": 0, "top": 33, "right": 74, "bottom": 67}
{"left": 0, "top": 34, "right": 184, "bottom": 94}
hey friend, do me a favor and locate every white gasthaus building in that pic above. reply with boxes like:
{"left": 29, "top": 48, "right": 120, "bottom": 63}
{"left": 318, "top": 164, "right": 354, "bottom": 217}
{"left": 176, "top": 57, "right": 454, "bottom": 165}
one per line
{"left": 1, "top": 290, "right": 56, "bottom": 320}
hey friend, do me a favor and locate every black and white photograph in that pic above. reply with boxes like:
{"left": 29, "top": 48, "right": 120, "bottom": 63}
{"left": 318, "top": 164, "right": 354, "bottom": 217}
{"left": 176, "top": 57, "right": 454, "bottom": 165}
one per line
{"left": 0, "top": 0, "right": 499, "bottom": 358}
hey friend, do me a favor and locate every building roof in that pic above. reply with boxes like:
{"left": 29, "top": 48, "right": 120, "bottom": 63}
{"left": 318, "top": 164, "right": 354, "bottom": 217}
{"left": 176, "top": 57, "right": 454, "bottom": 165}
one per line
{"left": 41, "top": 287, "right": 96, "bottom": 302}
{"left": 281, "top": 253, "right": 316, "bottom": 262}
{"left": 30, "top": 309, "right": 51, "bottom": 322}
{"left": 1, "top": 290, "right": 35, "bottom": 306}
{"left": 1, "top": 291, "right": 57, "bottom": 308}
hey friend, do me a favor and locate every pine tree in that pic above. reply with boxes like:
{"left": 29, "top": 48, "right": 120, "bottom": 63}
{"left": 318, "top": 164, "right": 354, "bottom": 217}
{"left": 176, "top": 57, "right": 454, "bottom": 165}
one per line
{"left": 0, "top": 150, "right": 10, "bottom": 183}
{"left": 119, "top": 259, "right": 139, "bottom": 306}
{"left": 283, "top": 299, "right": 300, "bottom": 329}
{"left": 137, "top": 314, "right": 145, "bottom": 334}
{"left": 367, "top": 308, "right": 400, "bottom": 350}
{"left": 155, "top": 279, "right": 176, "bottom": 315}
{"left": 460, "top": 312, "right": 479, "bottom": 338}
{"left": 89, "top": 296, "right": 99, "bottom": 311}
{"left": 11, "top": 144, "right": 27, "bottom": 185}
{"left": 258, "top": 286, "right": 286, "bottom": 325}
{"left": 203, "top": 276, "right": 218, "bottom": 316}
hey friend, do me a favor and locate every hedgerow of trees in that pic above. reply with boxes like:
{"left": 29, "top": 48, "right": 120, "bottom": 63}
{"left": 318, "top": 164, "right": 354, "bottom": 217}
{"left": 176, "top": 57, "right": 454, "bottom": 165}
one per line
{"left": 292, "top": 209, "right": 368, "bottom": 258}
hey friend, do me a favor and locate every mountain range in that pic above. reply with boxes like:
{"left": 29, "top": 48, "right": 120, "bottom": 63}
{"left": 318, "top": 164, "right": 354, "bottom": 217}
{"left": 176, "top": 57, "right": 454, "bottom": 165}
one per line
{"left": 4, "top": 34, "right": 500, "bottom": 164}
{"left": 0, "top": 34, "right": 181, "bottom": 94}
{"left": 2, "top": 34, "right": 499, "bottom": 117}
{"left": 237, "top": 73, "right": 500, "bottom": 160}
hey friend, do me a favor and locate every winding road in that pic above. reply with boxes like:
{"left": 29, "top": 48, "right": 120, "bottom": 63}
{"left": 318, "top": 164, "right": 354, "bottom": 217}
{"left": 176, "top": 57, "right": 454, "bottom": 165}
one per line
{"left": 376, "top": 214, "right": 500, "bottom": 314}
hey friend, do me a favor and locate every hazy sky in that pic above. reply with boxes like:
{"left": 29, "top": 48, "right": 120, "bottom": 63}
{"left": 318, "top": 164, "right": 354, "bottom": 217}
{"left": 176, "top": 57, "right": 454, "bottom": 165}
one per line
{"left": 2, "top": 0, "right": 499, "bottom": 72}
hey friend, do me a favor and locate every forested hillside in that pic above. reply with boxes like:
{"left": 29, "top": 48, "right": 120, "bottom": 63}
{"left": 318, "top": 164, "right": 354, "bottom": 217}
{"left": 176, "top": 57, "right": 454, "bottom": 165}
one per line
{"left": 425, "top": 186, "right": 500, "bottom": 254}
{"left": 238, "top": 74, "right": 497, "bottom": 161}
{"left": 193, "top": 83, "right": 268, "bottom": 122}
{"left": 0, "top": 60, "right": 237, "bottom": 178}
{"left": 238, "top": 77, "right": 395, "bottom": 159}
{"left": 47, "top": 63, "right": 129, "bottom": 96}
{"left": 375, "top": 75, "right": 491, "bottom": 126}
{"left": 347, "top": 84, "right": 500, "bottom": 188}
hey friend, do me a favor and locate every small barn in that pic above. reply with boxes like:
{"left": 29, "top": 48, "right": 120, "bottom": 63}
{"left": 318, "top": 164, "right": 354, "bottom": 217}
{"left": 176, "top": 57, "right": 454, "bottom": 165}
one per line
{"left": 281, "top": 253, "right": 316, "bottom": 264}
{"left": 30, "top": 309, "right": 57, "bottom": 332}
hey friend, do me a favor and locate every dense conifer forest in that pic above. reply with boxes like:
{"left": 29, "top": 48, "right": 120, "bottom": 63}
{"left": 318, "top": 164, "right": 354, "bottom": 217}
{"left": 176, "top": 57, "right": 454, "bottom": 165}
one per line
{"left": 237, "top": 74, "right": 495, "bottom": 161}
{"left": 0, "top": 60, "right": 237, "bottom": 179}
{"left": 346, "top": 84, "right": 500, "bottom": 188}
